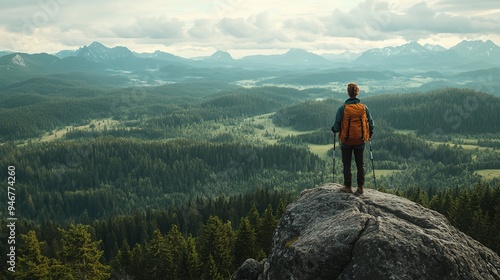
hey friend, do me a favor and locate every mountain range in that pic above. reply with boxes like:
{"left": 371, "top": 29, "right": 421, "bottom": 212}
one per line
{"left": 1, "top": 40, "right": 499, "bottom": 95}
{"left": 1, "top": 40, "right": 499, "bottom": 71}
{"left": 355, "top": 40, "right": 500, "bottom": 69}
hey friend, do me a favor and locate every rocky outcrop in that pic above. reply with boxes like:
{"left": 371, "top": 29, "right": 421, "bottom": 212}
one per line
{"left": 232, "top": 183, "right": 500, "bottom": 280}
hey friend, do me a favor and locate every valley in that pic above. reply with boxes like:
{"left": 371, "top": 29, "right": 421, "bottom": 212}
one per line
{"left": 30, "top": 111, "right": 500, "bottom": 182}
{"left": 37, "top": 118, "right": 121, "bottom": 143}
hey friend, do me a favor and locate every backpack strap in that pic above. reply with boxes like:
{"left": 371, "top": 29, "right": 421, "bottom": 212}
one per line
{"left": 360, "top": 116, "right": 365, "bottom": 142}
{"left": 345, "top": 116, "right": 351, "bottom": 143}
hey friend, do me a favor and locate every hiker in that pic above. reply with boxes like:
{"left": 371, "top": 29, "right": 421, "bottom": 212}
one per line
{"left": 331, "top": 83, "right": 374, "bottom": 195}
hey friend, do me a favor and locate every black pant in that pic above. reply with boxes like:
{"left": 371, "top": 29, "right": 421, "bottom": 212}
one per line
{"left": 341, "top": 147, "right": 365, "bottom": 188}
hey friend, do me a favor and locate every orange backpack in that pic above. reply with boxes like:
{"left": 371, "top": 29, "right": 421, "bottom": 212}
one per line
{"left": 339, "top": 103, "right": 370, "bottom": 145}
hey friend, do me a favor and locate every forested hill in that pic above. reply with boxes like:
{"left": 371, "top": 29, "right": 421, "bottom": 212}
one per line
{"left": 272, "top": 99, "right": 343, "bottom": 131}
{"left": 0, "top": 82, "right": 315, "bottom": 141}
{"left": 0, "top": 137, "right": 323, "bottom": 223}
{"left": 273, "top": 88, "right": 500, "bottom": 134}
{"left": 367, "top": 88, "right": 500, "bottom": 134}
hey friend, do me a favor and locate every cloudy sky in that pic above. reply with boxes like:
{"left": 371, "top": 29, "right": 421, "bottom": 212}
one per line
{"left": 1, "top": 0, "right": 499, "bottom": 58}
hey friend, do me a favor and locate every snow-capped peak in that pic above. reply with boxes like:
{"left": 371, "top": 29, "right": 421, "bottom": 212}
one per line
{"left": 423, "top": 43, "right": 446, "bottom": 52}
{"left": 12, "top": 54, "right": 27, "bottom": 67}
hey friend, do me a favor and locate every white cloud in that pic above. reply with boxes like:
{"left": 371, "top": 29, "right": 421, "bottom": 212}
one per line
{"left": 322, "top": 0, "right": 500, "bottom": 42}
{"left": 284, "top": 17, "right": 324, "bottom": 36}
{"left": 435, "top": 0, "right": 500, "bottom": 11}
{"left": 111, "top": 17, "right": 185, "bottom": 40}
{"left": 188, "top": 19, "right": 218, "bottom": 39}
{"left": 0, "top": 0, "right": 499, "bottom": 56}
{"left": 217, "top": 18, "right": 259, "bottom": 38}
{"left": 216, "top": 13, "right": 291, "bottom": 44}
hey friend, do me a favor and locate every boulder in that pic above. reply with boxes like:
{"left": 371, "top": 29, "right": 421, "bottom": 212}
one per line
{"left": 233, "top": 183, "right": 500, "bottom": 280}
{"left": 231, "top": 258, "right": 265, "bottom": 280}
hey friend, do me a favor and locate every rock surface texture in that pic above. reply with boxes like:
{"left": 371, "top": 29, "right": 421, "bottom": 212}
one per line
{"left": 232, "top": 183, "right": 500, "bottom": 280}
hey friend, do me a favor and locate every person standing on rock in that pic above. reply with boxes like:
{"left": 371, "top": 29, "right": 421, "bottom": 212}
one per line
{"left": 331, "top": 83, "right": 374, "bottom": 195}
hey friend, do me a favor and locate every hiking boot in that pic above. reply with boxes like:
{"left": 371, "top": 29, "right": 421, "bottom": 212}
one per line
{"left": 339, "top": 186, "right": 353, "bottom": 193}
{"left": 356, "top": 187, "right": 364, "bottom": 195}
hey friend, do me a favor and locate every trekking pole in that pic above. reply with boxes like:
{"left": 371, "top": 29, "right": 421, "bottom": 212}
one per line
{"left": 332, "top": 132, "right": 336, "bottom": 183}
{"left": 369, "top": 139, "right": 377, "bottom": 189}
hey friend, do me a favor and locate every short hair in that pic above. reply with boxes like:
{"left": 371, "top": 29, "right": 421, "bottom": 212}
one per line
{"left": 347, "top": 83, "right": 359, "bottom": 97}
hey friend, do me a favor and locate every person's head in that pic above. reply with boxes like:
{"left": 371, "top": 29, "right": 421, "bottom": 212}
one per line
{"left": 347, "top": 83, "right": 359, "bottom": 98}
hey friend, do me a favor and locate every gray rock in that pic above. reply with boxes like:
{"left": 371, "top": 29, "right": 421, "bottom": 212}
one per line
{"left": 234, "top": 183, "right": 500, "bottom": 280}
{"left": 231, "top": 258, "right": 265, "bottom": 280}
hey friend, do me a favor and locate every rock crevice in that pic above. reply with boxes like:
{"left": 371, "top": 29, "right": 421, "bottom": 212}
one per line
{"left": 339, "top": 216, "right": 371, "bottom": 277}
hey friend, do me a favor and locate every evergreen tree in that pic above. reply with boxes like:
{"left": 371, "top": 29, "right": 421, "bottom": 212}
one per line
{"left": 129, "top": 243, "right": 144, "bottom": 278}
{"left": 247, "top": 203, "right": 260, "bottom": 232}
{"left": 48, "top": 259, "right": 73, "bottom": 280}
{"left": 441, "top": 188, "right": 453, "bottom": 216}
{"left": 204, "top": 254, "right": 224, "bottom": 280}
{"left": 182, "top": 235, "right": 202, "bottom": 280}
{"left": 59, "top": 224, "right": 111, "bottom": 280}
{"left": 17, "top": 230, "right": 51, "bottom": 280}
{"left": 166, "top": 225, "right": 187, "bottom": 279}
{"left": 144, "top": 229, "right": 174, "bottom": 279}
{"left": 110, "top": 240, "right": 133, "bottom": 280}
{"left": 198, "top": 216, "right": 235, "bottom": 278}
{"left": 233, "top": 217, "right": 257, "bottom": 268}
{"left": 258, "top": 205, "right": 277, "bottom": 255}
{"left": 449, "top": 190, "right": 473, "bottom": 236}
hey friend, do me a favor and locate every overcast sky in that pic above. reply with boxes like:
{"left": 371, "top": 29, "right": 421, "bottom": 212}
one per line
{"left": 1, "top": 0, "right": 499, "bottom": 58}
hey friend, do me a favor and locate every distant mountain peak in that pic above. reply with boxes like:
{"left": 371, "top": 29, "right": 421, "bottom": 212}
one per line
{"left": 236, "top": 48, "right": 330, "bottom": 67}
{"left": 76, "top": 42, "right": 133, "bottom": 63}
{"left": 399, "top": 41, "right": 427, "bottom": 53}
{"left": 285, "top": 49, "right": 325, "bottom": 58}
{"left": 455, "top": 40, "right": 498, "bottom": 47}
{"left": 54, "top": 50, "right": 77, "bottom": 58}
{"left": 423, "top": 43, "right": 446, "bottom": 52}
{"left": 452, "top": 39, "right": 499, "bottom": 50}
{"left": 358, "top": 41, "right": 428, "bottom": 61}
{"left": 89, "top": 41, "right": 106, "bottom": 49}
{"left": 210, "top": 50, "right": 233, "bottom": 61}
{"left": 485, "top": 39, "right": 496, "bottom": 46}
{"left": 459, "top": 39, "right": 486, "bottom": 44}
{"left": 405, "top": 41, "right": 422, "bottom": 47}
{"left": 283, "top": 48, "right": 328, "bottom": 63}
{"left": 354, "top": 41, "right": 434, "bottom": 66}
{"left": 451, "top": 39, "right": 500, "bottom": 58}
{"left": 286, "top": 48, "right": 308, "bottom": 54}
{"left": 354, "top": 39, "right": 500, "bottom": 67}
{"left": 285, "top": 49, "right": 330, "bottom": 66}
